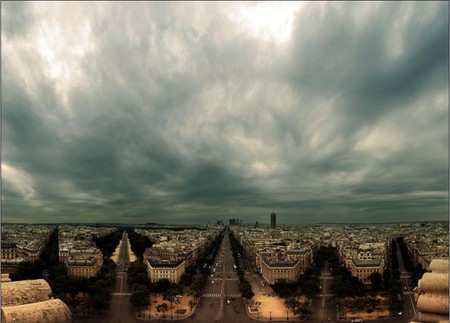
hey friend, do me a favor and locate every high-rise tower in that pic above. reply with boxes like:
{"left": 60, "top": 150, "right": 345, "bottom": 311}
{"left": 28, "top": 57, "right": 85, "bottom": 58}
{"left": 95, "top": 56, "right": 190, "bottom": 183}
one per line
{"left": 270, "top": 212, "right": 276, "bottom": 229}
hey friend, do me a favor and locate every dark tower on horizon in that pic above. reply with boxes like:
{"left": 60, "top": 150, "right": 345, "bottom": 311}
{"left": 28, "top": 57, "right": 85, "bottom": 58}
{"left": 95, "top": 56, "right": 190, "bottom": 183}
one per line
{"left": 270, "top": 212, "right": 276, "bottom": 229}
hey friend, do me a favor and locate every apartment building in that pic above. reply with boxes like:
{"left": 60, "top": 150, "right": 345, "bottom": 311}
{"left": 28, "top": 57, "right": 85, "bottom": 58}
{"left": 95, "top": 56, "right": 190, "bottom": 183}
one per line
{"left": 146, "top": 259, "right": 186, "bottom": 284}
{"left": 1, "top": 225, "right": 53, "bottom": 273}
{"left": 261, "top": 258, "right": 302, "bottom": 284}
{"left": 58, "top": 226, "right": 112, "bottom": 278}
{"left": 139, "top": 227, "right": 221, "bottom": 284}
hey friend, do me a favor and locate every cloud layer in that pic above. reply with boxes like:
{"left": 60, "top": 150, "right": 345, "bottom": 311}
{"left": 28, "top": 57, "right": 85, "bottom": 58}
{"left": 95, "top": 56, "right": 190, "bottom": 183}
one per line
{"left": 2, "top": 2, "right": 448, "bottom": 224}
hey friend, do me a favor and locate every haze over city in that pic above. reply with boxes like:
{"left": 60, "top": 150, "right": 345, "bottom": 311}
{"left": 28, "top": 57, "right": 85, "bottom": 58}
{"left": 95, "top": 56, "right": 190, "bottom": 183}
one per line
{"left": 2, "top": 1, "right": 448, "bottom": 225}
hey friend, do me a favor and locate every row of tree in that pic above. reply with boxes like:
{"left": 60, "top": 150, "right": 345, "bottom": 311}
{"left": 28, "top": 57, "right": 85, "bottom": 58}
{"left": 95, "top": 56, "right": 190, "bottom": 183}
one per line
{"left": 269, "top": 267, "right": 320, "bottom": 300}
{"left": 285, "top": 297, "right": 313, "bottom": 318}
{"left": 228, "top": 231, "right": 254, "bottom": 299}
{"left": 124, "top": 229, "right": 153, "bottom": 259}
{"left": 127, "top": 260, "right": 151, "bottom": 309}
{"left": 316, "top": 246, "right": 366, "bottom": 298}
{"left": 396, "top": 237, "right": 427, "bottom": 286}
{"left": 93, "top": 230, "right": 123, "bottom": 259}
{"left": 127, "top": 230, "right": 225, "bottom": 310}
{"left": 10, "top": 228, "right": 61, "bottom": 281}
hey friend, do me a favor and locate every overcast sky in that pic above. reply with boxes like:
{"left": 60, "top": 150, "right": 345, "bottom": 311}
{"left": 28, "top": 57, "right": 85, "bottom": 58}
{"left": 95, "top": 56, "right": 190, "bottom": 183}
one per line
{"left": 2, "top": 1, "right": 448, "bottom": 224}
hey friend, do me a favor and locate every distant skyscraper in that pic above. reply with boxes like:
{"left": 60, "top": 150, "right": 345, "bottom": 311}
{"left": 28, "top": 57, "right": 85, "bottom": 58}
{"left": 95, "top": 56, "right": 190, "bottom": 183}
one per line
{"left": 229, "top": 218, "right": 243, "bottom": 226}
{"left": 270, "top": 212, "right": 276, "bottom": 229}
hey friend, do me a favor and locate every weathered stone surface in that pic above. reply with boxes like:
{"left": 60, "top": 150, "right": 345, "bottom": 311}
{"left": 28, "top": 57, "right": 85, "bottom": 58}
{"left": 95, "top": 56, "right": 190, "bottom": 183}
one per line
{"left": 416, "top": 258, "right": 449, "bottom": 322}
{"left": 417, "top": 312, "right": 449, "bottom": 322}
{"left": 1, "top": 273, "right": 11, "bottom": 282}
{"left": 429, "top": 259, "right": 448, "bottom": 274}
{"left": 1, "top": 299, "right": 71, "bottom": 323}
{"left": 417, "top": 293, "right": 449, "bottom": 315}
{"left": 1, "top": 279, "right": 51, "bottom": 306}
{"left": 418, "top": 273, "right": 449, "bottom": 293}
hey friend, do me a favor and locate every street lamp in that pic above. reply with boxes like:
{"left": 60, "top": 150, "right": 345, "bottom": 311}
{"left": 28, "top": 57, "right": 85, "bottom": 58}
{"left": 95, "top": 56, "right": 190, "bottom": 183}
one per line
{"left": 270, "top": 311, "right": 272, "bottom": 320}
{"left": 287, "top": 310, "right": 289, "bottom": 320}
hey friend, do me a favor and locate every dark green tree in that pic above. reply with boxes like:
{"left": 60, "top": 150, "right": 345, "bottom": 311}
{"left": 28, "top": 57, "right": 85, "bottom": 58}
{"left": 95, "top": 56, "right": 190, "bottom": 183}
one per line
{"left": 369, "top": 272, "right": 382, "bottom": 290}
{"left": 163, "top": 289, "right": 175, "bottom": 309}
{"left": 295, "top": 302, "right": 313, "bottom": 317}
{"left": 285, "top": 297, "right": 300, "bottom": 311}
{"left": 130, "top": 284, "right": 150, "bottom": 308}
{"left": 156, "top": 303, "right": 169, "bottom": 317}
{"left": 88, "top": 279, "right": 111, "bottom": 311}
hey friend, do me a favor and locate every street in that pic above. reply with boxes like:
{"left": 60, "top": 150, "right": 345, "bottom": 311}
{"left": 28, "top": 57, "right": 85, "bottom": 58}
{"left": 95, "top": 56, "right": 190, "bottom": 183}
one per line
{"left": 194, "top": 228, "right": 253, "bottom": 323}
{"left": 74, "top": 232, "right": 420, "bottom": 323}
{"left": 395, "top": 242, "right": 417, "bottom": 320}
{"left": 311, "top": 261, "right": 335, "bottom": 321}
{"left": 74, "top": 231, "right": 138, "bottom": 323}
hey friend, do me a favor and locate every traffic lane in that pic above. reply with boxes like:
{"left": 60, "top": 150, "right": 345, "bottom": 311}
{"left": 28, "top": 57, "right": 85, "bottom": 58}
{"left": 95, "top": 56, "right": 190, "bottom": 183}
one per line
{"left": 395, "top": 243, "right": 417, "bottom": 318}
{"left": 117, "top": 235, "right": 128, "bottom": 271}
{"left": 224, "top": 278, "right": 240, "bottom": 294}
{"left": 101, "top": 294, "right": 139, "bottom": 323}
{"left": 204, "top": 279, "right": 222, "bottom": 294}
{"left": 402, "top": 286, "right": 417, "bottom": 321}
{"left": 193, "top": 297, "right": 222, "bottom": 322}
{"left": 222, "top": 298, "right": 253, "bottom": 323}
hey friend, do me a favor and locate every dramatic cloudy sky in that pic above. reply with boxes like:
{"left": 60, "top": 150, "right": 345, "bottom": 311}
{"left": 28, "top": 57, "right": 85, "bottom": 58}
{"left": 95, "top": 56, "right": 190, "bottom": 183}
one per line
{"left": 2, "top": 1, "right": 448, "bottom": 224}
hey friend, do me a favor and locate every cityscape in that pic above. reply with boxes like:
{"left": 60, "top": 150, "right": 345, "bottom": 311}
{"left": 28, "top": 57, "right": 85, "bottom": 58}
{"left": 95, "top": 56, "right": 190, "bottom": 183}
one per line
{"left": 1, "top": 1, "right": 448, "bottom": 323}
{"left": 1, "top": 219, "right": 448, "bottom": 322}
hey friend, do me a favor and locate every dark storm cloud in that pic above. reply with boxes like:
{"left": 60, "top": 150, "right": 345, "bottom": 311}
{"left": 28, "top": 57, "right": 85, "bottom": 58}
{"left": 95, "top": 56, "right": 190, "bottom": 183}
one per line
{"left": 2, "top": 1, "right": 448, "bottom": 224}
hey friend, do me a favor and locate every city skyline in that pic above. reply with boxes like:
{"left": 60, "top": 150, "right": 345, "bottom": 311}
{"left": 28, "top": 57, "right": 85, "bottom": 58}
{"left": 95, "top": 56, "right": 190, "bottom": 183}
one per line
{"left": 2, "top": 1, "right": 449, "bottom": 224}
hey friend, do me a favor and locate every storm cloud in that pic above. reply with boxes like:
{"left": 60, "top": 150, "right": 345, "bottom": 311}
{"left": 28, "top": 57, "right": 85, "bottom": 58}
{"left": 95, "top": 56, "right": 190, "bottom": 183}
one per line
{"left": 1, "top": 1, "right": 448, "bottom": 224}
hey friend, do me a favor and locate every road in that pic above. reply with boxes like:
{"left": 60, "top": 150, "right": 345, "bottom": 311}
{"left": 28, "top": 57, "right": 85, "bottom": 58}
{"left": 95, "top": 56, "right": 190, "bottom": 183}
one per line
{"left": 311, "top": 261, "right": 335, "bottom": 322}
{"left": 194, "top": 228, "right": 253, "bottom": 323}
{"left": 308, "top": 248, "right": 417, "bottom": 323}
{"left": 75, "top": 233, "right": 421, "bottom": 323}
{"left": 396, "top": 242, "right": 417, "bottom": 320}
{"left": 74, "top": 231, "right": 139, "bottom": 323}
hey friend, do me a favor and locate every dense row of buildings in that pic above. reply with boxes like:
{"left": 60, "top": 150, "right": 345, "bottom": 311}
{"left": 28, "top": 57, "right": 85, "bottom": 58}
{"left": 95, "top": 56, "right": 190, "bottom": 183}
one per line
{"left": 401, "top": 223, "right": 448, "bottom": 270}
{"left": 232, "top": 226, "right": 314, "bottom": 284}
{"left": 1, "top": 225, "right": 54, "bottom": 273}
{"left": 231, "top": 220, "right": 448, "bottom": 285}
{"left": 136, "top": 227, "right": 222, "bottom": 284}
{"left": 2, "top": 221, "right": 447, "bottom": 287}
{"left": 1, "top": 224, "right": 116, "bottom": 278}
{"left": 58, "top": 226, "right": 116, "bottom": 277}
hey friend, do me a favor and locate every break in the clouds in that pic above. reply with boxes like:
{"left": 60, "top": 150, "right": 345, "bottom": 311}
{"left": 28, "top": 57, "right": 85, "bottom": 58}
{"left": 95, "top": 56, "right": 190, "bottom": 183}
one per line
{"left": 1, "top": 1, "right": 448, "bottom": 224}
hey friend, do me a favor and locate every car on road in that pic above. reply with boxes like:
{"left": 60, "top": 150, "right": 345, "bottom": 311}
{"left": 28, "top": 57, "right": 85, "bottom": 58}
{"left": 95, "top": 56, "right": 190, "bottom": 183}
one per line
{"left": 351, "top": 319, "right": 363, "bottom": 322}
{"left": 226, "top": 297, "right": 231, "bottom": 304}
